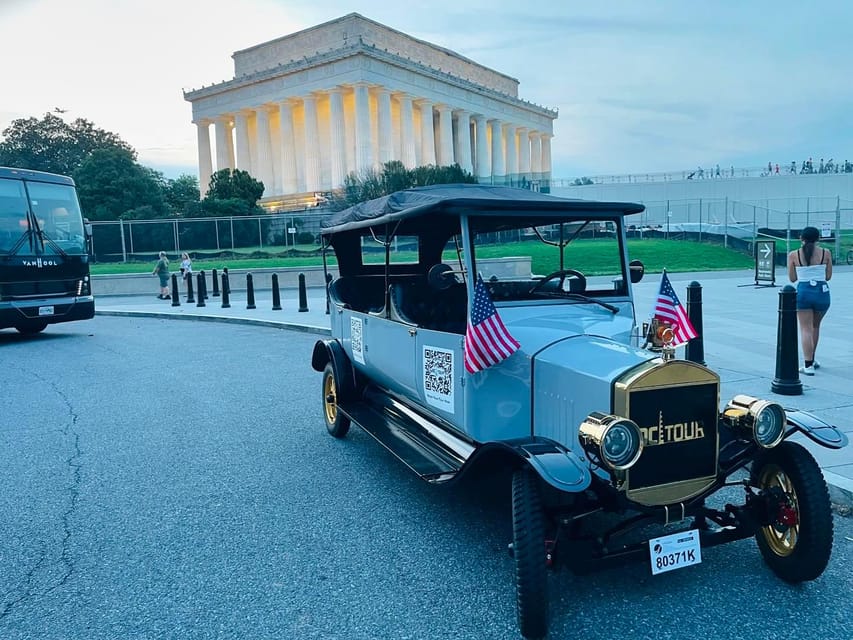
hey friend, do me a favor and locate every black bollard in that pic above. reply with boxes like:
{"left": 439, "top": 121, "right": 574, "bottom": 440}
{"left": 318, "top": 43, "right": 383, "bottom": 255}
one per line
{"left": 684, "top": 281, "right": 706, "bottom": 365}
{"left": 271, "top": 273, "right": 282, "bottom": 311}
{"left": 170, "top": 274, "right": 180, "bottom": 307}
{"left": 298, "top": 272, "right": 309, "bottom": 312}
{"left": 325, "top": 272, "right": 332, "bottom": 315}
{"left": 186, "top": 272, "right": 195, "bottom": 303}
{"left": 771, "top": 284, "right": 803, "bottom": 395}
{"left": 200, "top": 270, "right": 209, "bottom": 299}
{"left": 246, "top": 273, "right": 256, "bottom": 310}
{"left": 211, "top": 268, "right": 220, "bottom": 297}
{"left": 221, "top": 272, "right": 231, "bottom": 308}
{"left": 196, "top": 273, "right": 206, "bottom": 307}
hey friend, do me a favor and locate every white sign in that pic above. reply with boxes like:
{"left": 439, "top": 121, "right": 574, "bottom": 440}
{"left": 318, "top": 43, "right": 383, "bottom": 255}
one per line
{"left": 820, "top": 222, "right": 832, "bottom": 238}
{"left": 288, "top": 227, "right": 297, "bottom": 234}
{"left": 423, "top": 346, "right": 454, "bottom": 412}
{"left": 350, "top": 317, "right": 364, "bottom": 364}
{"left": 38, "top": 305, "right": 55, "bottom": 316}
{"left": 649, "top": 529, "right": 702, "bottom": 575}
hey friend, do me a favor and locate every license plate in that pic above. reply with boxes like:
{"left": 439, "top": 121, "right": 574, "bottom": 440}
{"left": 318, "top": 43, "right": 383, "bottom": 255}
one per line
{"left": 38, "top": 305, "right": 55, "bottom": 317}
{"left": 649, "top": 529, "right": 702, "bottom": 575}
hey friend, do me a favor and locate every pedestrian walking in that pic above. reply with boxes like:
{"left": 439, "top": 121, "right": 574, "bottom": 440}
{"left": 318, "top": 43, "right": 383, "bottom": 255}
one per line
{"left": 180, "top": 252, "right": 193, "bottom": 282}
{"left": 787, "top": 227, "right": 832, "bottom": 375}
{"left": 153, "top": 251, "right": 171, "bottom": 299}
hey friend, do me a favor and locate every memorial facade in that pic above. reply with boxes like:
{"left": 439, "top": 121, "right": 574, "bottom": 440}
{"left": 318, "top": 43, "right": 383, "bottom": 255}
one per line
{"left": 184, "top": 13, "right": 558, "bottom": 202}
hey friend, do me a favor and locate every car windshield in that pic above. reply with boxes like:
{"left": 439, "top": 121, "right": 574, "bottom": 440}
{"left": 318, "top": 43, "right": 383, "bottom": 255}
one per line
{"left": 0, "top": 177, "right": 87, "bottom": 255}
{"left": 464, "top": 216, "right": 627, "bottom": 301}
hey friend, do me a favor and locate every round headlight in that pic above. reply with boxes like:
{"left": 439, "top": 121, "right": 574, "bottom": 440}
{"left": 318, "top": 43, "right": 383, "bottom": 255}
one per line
{"left": 601, "top": 419, "right": 643, "bottom": 470}
{"left": 753, "top": 401, "right": 786, "bottom": 448}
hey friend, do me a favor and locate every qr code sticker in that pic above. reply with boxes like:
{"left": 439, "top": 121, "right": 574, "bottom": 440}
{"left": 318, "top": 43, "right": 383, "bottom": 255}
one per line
{"left": 423, "top": 346, "right": 454, "bottom": 411}
{"left": 351, "top": 317, "right": 364, "bottom": 364}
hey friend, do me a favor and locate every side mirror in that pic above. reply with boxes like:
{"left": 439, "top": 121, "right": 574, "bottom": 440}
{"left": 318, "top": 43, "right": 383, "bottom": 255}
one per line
{"left": 629, "top": 259, "right": 645, "bottom": 283}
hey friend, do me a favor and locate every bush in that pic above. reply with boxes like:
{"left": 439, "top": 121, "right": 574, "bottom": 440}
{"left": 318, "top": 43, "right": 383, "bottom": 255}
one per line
{"left": 295, "top": 231, "right": 315, "bottom": 245}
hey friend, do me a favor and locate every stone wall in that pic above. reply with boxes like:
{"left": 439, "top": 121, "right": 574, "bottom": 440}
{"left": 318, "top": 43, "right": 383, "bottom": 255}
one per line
{"left": 233, "top": 13, "right": 519, "bottom": 97}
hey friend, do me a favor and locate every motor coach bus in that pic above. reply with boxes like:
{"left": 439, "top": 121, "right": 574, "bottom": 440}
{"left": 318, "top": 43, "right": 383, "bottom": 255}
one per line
{"left": 0, "top": 167, "right": 94, "bottom": 334}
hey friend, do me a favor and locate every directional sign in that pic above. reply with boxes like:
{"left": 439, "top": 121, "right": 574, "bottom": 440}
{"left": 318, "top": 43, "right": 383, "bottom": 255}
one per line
{"left": 755, "top": 239, "right": 776, "bottom": 286}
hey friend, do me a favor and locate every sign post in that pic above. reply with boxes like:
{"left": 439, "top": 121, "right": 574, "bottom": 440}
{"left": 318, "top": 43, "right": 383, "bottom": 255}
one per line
{"left": 754, "top": 239, "right": 776, "bottom": 287}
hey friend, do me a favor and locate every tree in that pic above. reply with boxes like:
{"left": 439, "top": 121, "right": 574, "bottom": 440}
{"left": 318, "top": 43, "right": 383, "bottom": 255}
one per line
{"left": 0, "top": 112, "right": 133, "bottom": 176}
{"left": 163, "top": 174, "right": 201, "bottom": 217}
{"left": 205, "top": 169, "right": 264, "bottom": 205}
{"left": 330, "top": 161, "right": 477, "bottom": 210}
{"left": 73, "top": 147, "right": 167, "bottom": 221}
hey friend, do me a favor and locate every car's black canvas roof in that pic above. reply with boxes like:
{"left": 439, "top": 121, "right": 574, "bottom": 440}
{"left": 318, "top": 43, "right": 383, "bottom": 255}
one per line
{"left": 321, "top": 184, "right": 645, "bottom": 234}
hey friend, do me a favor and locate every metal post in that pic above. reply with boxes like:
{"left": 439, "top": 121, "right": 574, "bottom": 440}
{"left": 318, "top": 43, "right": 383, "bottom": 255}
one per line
{"left": 128, "top": 221, "right": 134, "bottom": 255}
{"left": 835, "top": 196, "right": 841, "bottom": 262}
{"left": 258, "top": 217, "right": 262, "bottom": 250}
{"left": 170, "top": 274, "right": 180, "bottom": 307}
{"left": 298, "top": 273, "right": 309, "bottom": 312}
{"left": 120, "top": 218, "right": 127, "bottom": 262}
{"left": 230, "top": 217, "right": 235, "bottom": 250}
{"left": 196, "top": 273, "right": 206, "bottom": 308}
{"left": 771, "top": 285, "right": 803, "bottom": 395}
{"left": 698, "top": 198, "right": 702, "bottom": 243}
{"left": 271, "top": 273, "right": 282, "bottom": 311}
{"left": 786, "top": 211, "right": 791, "bottom": 254}
{"left": 724, "top": 197, "right": 728, "bottom": 248}
{"left": 684, "top": 281, "right": 705, "bottom": 365}
{"left": 752, "top": 205, "right": 757, "bottom": 250}
{"left": 186, "top": 272, "right": 195, "bottom": 303}
{"left": 174, "top": 219, "right": 180, "bottom": 254}
{"left": 246, "top": 273, "right": 256, "bottom": 310}
{"left": 215, "top": 219, "right": 220, "bottom": 250}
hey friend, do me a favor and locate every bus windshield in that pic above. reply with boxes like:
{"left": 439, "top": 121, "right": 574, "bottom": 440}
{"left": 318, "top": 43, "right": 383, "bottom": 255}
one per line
{"left": 0, "top": 176, "right": 87, "bottom": 255}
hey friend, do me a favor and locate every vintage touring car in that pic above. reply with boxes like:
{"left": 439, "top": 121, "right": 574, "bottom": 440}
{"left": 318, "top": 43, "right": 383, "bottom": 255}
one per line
{"left": 310, "top": 184, "right": 847, "bottom": 639}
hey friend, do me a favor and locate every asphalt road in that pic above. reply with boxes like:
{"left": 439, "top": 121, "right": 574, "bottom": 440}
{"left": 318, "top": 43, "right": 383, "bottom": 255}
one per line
{"left": 1, "top": 317, "right": 851, "bottom": 640}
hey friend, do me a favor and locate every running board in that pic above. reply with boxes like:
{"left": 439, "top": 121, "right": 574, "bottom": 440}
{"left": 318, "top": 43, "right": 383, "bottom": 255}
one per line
{"left": 338, "top": 392, "right": 473, "bottom": 483}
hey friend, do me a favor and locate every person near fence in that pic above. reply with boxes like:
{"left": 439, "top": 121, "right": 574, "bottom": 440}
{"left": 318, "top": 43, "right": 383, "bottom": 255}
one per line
{"left": 180, "top": 252, "right": 193, "bottom": 281}
{"left": 153, "top": 251, "right": 171, "bottom": 299}
{"left": 787, "top": 226, "right": 832, "bottom": 375}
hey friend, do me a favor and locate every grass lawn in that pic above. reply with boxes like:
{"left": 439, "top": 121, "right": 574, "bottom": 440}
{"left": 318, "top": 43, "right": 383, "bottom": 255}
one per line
{"left": 90, "top": 238, "right": 753, "bottom": 276}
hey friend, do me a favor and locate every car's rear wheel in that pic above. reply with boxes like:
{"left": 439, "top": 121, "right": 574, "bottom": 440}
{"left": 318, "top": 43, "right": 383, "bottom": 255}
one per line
{"left": 512, "top": 467, "right": 548, "bottom": 640}
{"left": 322, "top": 363, "right": 351, "bottom": 438}
{"left": 751, "top": 441, "right": 833, "bottom": 582}
{"left": 16, "top": 322, "right": 47, "bottom": 335}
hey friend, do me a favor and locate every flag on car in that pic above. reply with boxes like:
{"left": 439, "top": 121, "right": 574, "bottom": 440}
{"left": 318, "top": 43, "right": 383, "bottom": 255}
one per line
{"left": 653, "top": 271, "right": 698, "bottom": 346}
{"left": 464, "top": 275, "right": 521, "bottom": 373}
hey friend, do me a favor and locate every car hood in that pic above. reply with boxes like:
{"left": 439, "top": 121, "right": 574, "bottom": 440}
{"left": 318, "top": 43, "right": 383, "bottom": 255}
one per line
{"left": 499, "top": 300, "right": 638, "bottom": 355}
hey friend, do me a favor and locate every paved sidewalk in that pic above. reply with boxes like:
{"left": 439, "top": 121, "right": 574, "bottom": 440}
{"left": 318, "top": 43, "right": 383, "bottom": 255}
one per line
{"left": 95, "top": 268, "right": 853, "bottom": 508}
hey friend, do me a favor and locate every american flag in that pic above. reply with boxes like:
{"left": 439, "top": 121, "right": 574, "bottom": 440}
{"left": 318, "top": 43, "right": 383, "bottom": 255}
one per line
{"left": 464, "top": 276, "right": 521, "bottom": 373}
{"left": 654, "top": 272, "right": 698, "bottom": 346}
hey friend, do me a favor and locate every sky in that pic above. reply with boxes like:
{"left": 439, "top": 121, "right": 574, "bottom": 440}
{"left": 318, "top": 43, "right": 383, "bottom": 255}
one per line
{"left": 1, "top": 0, "right": 851, "bottom": 181}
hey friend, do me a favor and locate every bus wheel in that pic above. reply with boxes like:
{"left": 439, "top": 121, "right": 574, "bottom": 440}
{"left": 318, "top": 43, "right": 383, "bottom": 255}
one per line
{"left": 16, "top": 322, "right": 48, "bottom": 334}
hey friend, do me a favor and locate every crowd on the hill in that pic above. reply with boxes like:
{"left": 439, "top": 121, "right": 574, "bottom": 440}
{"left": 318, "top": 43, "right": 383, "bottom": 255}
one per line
{"left": 687, "top": 158, "right": 853, "bottom": 180}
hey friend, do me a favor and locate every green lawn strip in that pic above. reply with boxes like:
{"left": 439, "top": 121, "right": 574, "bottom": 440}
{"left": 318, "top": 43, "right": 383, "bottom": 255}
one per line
{"left": 91, "top": 239, "right": 752, "bottom": 276}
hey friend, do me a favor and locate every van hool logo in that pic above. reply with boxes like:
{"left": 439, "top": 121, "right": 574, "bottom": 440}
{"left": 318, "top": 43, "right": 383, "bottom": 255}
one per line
{"left": 640, "top": 411, "right": 705, "bottom": 446}
{"left": 22, "top": 258, "right": 58, "bottom": 267}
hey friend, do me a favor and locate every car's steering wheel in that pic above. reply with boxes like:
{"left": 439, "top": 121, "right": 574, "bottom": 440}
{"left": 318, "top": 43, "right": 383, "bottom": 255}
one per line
{"left": 529, "top": 269, "right": 587, "bottom": 295}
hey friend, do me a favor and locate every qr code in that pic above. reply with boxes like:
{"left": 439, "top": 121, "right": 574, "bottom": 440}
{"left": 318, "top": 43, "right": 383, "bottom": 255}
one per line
{"left": 424, "top": 347, "right": 452, "bottom": 396}
{"left": 350, "top": 318, "right": 363, "bottom": 358}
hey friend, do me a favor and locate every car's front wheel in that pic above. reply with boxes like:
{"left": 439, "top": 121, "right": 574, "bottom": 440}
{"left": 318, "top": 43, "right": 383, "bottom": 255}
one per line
{"left": 512, "top": 467, "right": 548, "bottom": 640}
{"left": 751, "top": 441, "right": 833, "bottom": 582}
{"left": 322, "top": 363, "right": 351, "bottom": 438}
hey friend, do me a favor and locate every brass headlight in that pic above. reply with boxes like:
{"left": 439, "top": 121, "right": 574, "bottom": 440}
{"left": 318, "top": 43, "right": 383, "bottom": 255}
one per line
{"left": 723, "top": 394, "right": 786, "bottom": 448}
{"left": 579, "top": 412, "right": 644, "bottom": 470}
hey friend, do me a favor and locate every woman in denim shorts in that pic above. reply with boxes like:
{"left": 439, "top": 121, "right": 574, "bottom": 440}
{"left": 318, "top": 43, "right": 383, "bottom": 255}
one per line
{"left": 786, "top": 226, "right": 832, "bottom": 375}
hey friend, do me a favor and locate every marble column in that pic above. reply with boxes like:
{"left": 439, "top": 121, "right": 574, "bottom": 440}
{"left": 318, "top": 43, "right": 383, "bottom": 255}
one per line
{"left": 303, "top": 95, "right": 321, "bottom": 192}
{"left": 474, "top": 115, "right": 490, "bottom": 181}
{"left": 214, "top": 117, "right": 230, "bottom": 172}
{"left": 540, "top": 133, "right": 552, "bottom": 186}
{"left": 353, "top": 83, "right": 373, "bottom": 174}
{"left": 490, "top": 119, "right": 505, "bottom": 184}
{"left": 329, "top": 88, "right": 347, "bottom": 188}
{"left": 398, "top": 94, "right": 416, "bottom": 169}
{"left": 418, "top": 100, "right": 436, "bottom": 166}
{"left": 226, "top": 121, "right": 236, "bottom": 170}
{"left": 530, "top": 131, "right": 543, "bottom": 182}
{"left": 234, "top": 112, "right": 252, "bottom": 172}
{"left": 254, "top": 107, "right": 274, "bottom": 196}
{"left": 453, "top": 110, "right": 473, "bottom": 174}
{"left": 196, "top": 120, "right": 213, "bottom": 195}
{"left": 376, "top": 88, "right": 393, "bottom": 166}
{"left": 437, "top": 105, "right": 454, "bottom": 167}
{"left": 278, "top": 101, "right": 297, "bottom": 194}
{"left": 517, "top": 127, "right": 530, "bottom": 181}
{"left": 505, "top": 125, "right": 518, "bottom": 186}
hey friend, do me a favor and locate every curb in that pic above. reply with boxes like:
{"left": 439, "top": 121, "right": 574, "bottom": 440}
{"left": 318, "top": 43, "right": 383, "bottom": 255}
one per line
{"left": 95, "top": 310, "right": 331, "bottom": 336}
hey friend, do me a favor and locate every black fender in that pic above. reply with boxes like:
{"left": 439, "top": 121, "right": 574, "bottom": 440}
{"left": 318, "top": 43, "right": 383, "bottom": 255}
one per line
{"left": 785, "top": 408, "right": 848, "bottom": 449}
{"left": 311, "top": 339, "right": 358, "bottom": 400}
{"left": 456, "top": 437, "right": 591, "bottom": 493}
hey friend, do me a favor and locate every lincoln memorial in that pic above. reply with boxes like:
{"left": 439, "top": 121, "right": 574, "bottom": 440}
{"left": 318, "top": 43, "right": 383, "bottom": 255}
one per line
{"left": 184, "top": 13, "right": 558, "bottom": 203}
